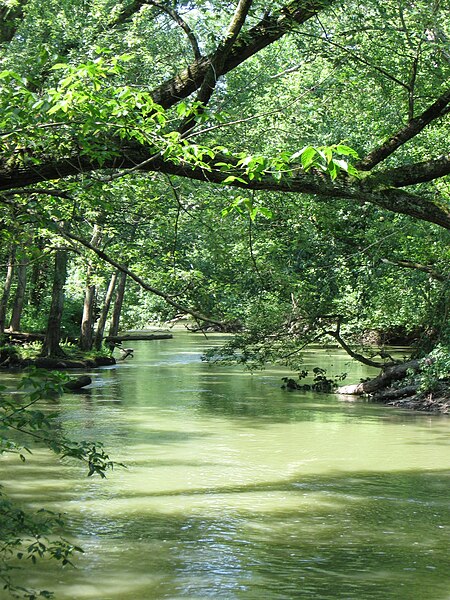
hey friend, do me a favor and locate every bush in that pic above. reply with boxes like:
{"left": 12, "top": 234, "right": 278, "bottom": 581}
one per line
{"left": 418, "top": 345, "right": 450, "bottom": 392}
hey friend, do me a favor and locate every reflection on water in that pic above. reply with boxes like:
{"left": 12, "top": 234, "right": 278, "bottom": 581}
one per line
{"left": 1, "top": 334, "right": 449, "bottom": 599}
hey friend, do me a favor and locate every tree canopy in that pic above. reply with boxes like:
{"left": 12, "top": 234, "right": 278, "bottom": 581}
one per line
{"left": 0, "top": 0, "right": 449, "bottom": 360}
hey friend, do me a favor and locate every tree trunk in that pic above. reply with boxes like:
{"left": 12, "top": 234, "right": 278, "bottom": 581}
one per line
{"left": 79, "top": 226, "right": 101, "bottom": 351}
{"left": 93, "top": 270, "right": 118, "bottom": 350}
{"left": 337, "top": 359, "right": 421, "bottom": 395}
{"left": 41, "top": 250, "right": 68, "bottom": 357}
{"left": 9, "top": 257, "right": 28, "bottom": 331}
{"left": 80, "top": 283, "right": 96, "bottom": 351}
{"left": 0, "top": 245, "right": 15, "bottom": 334}
{"left": 108, "top": 270, "right": 127, "bottom": 338}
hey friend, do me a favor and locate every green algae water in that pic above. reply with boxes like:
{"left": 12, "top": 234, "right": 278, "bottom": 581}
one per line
{"left": 1, "top": 334, "right": 449, "bottom": 599}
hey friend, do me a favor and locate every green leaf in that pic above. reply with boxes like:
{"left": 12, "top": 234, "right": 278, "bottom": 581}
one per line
{"left": 335, "top": 144, "right": 359, "bottom": 158}
{"left": 300, "top": 147, "right": 317, "bottom": 170}
{"left": 222, "top": 175, "right": 248, "bottom": 184}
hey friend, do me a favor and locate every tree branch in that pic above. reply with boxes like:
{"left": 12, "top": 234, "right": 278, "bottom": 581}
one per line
{"left": 322, "top": 318, "right": 392, "bottom": 369}
{"left": 358, "top": 87, "right": 450, "bottom": 170}
{"left": 178, "top": 0, "right": 254, "bottom": 134}
{"left": 2, "top": 150, "right": 450, "bottom": 230}
{"left": 151, "top": 0, "right": 337, "bottom": 109}
{"left": 145, "top": 1, "right": 201, "bottom": 60}
{"left": 366, "top": 154, "right": 450, "bottom": 187}
{"left": 380, "top": 258, "right": 446, "bottom": 282}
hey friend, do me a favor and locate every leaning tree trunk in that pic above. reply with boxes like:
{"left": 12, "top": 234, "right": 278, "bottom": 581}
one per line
{"left": 108, "top": 270, "right": 127, "bottom": 338}
{"left": 93, "top": 270, "right": 118, "bottom": 350}
{"left": 41, "top": 250, "right": 68, "bottom": 357}
{"left": 9, "top": 256, "right": 27, "bottom": 331}
{"left": 0, "top": 245, "right": 16, "bottom": 334}
{"left": 337, "top": 359, "right": 421, "bottom": 395}
{"left": 79, "top": 226, "right": 101, "bottom": 351}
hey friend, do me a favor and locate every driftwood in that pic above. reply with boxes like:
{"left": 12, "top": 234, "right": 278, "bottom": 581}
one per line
{"left": 105, "top": 333, "right": 173, "bottom": 342}
{"left": 64, "top": 375, "right": 92, "bottom": 391}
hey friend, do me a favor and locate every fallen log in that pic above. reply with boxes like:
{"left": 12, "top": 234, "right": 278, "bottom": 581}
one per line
{"left": 337, "top": 359, "right": 420, "bottom": 395}
{"left": 3, "top": 331, "right": 78, "bottom": 344}
{"left": 105, "top": 333, "right": 173, "bottom": 342}
{"left": 371, "top": 385, "right": 418, "bottom": 402}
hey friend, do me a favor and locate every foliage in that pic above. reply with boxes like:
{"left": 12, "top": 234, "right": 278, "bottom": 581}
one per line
{"left": 0, "top": 369, "right": 116, "bottom": 598}
{"left": 417, "top": 345, "right": 450, "bottom": 393}
{"left": 282, "top": 367, "right": 347, "bottom": 392}
{"left": 0, "top": 0, "right": 449, "bottom": 367}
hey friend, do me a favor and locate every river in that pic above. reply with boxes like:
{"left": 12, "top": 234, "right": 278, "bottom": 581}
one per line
{"left": 1, "top": 334, "right": 449, "bottom": 599}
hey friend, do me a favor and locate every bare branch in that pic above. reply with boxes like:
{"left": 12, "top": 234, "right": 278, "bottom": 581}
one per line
{"left": 297, "top": 30, "right": 409, "bottom": 91}
{"left": 322, "top": 319, "right": 392, "bottom": 368}
{"left": 145, "top": 1, "right": 201, "bottom": 60}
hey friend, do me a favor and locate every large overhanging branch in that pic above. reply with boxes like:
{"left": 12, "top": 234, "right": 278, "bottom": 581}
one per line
{"left": 1, "top": 150, "right": 450, "bottom": 229}
{"left": 60, "top": 228, "right": 227, "bottom": 328}
{"left": 150, "top": 0, "right": 337, "bottom": 109}
{"left": 366, "top": 155, "right": 450, "bottom": 188}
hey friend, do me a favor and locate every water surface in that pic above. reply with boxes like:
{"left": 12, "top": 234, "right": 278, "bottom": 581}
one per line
{"left": 1, "top": 334, "right": 449, "bottom": 599}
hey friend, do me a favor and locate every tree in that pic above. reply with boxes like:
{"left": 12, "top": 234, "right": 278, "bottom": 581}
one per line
{"left": 93, "top": 269, "right": 118, "bottom": 350}
{"left": 8, "top": 249, "right": 28, "bottom": 332}
{"left": 41, "top": 249, "right": 68, "bottom": 357}
{"left": 0, "top": 244, "right": 15, "bottom": 335}
{"left": 79, "top": 226, "right": 101, "bottom": 351}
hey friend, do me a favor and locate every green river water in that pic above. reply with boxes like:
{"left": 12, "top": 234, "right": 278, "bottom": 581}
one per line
{"left": 1, "top": 334, "right": 449, "bottom": 599}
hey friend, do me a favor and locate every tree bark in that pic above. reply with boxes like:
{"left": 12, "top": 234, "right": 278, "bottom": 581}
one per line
{"left": 79, "top": 226, "right": 102, "bottom": 351}
{"left": 108, "top": 270, "right": 127, "bottom": 338}
{"left": 9, "top": 256, "right": 28, "bottom": 331}
{"left": 0, "top": 245, "right": 16, "bottom": 334}
{"left": 93, "top": 270, "right": 118, "bottom": 350}
{"left": 337, "top": 359, "right": 421, "bottom": 395}
{"left": 41, "top": 250, "right": 68, "bottom": 357}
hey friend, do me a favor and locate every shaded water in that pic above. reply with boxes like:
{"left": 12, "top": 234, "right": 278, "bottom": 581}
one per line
{"left": 1, "top": 334, "right": 449, "bottom": 599}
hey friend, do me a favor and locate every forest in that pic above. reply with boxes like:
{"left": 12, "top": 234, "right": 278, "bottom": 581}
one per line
{"left": 0, "top": 0, "right": 449, "bottom": 596}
